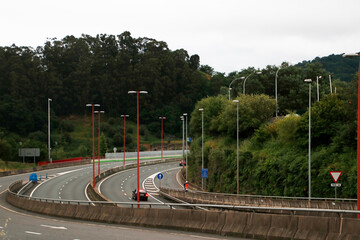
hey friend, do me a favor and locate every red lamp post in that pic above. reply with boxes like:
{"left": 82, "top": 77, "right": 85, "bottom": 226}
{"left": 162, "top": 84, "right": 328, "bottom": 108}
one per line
{"left": 121, "top": 114, "right": 129, "bottom": 167}
{"left": 128, "top": 90, "right": 148, "bottom": 207}
{"left": 343, "top": 53, "right": 360, "bottom": 218}
{"left": 159, "top": 117, "right": 166, "bottom": 161}
{"left": 86, "top": 103, "right": 100, "bottom": 188}
{"left": 94, "top": 110, "right": 104, "bottom": 175}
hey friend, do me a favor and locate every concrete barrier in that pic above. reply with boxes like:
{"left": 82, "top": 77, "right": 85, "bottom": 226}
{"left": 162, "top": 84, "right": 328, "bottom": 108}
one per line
{"left": 243, "top": 213, "right": 272, "bottom": 239}
{"left": 201, "top": 211, "right": 226, "bottom": 234}
{"left": 267, "top": 214, "right": 297, "bottom": 240}
{"left": 294, "top": 215, "right": 330, "bottom": 240}
{"left": 221, "top": 211, "right": 249, "bottom": 237}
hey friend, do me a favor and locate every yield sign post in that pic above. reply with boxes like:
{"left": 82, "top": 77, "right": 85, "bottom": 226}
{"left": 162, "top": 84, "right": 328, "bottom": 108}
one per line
{"left": 329, "top": 171, "right": 342, "bottom": 200}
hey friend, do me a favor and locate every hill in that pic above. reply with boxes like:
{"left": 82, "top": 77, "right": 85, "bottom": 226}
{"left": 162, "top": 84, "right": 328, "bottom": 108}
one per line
{"left": 296, "top": 53, "right": 359, "bottom": 82}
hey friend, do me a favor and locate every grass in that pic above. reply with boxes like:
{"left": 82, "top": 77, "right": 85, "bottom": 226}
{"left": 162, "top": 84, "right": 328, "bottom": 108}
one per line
{"left": 0, "top": 160, "right": 35, "bottom": 172}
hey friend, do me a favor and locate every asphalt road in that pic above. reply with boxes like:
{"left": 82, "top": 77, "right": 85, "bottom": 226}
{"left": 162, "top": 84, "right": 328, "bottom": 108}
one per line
{"left": 0, "top": 152, "right": 245, "bottom": 239}
{"left": 98, "top": 161, "right": 184, "bottom": 207}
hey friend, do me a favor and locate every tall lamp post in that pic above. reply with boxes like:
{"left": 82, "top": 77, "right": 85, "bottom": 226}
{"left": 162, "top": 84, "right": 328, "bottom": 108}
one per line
{"left": 121, "top": 114, "right": 129, "bottom": 167}
{"left": 180, "top": 116, "right": 185, "bottom": 160}
{"left": 183, "top": 113, "right": 188, "bottom": 180}
{"left": 199, "top": 108, "right": 204, "bottom": 189}
{"left": 343, "top": 53, "right": 360, "bottom": 218}
{"left": 94, "top": 110, "right": 104, "bottom": 175}
{"left": 48, "top": 98, "right": 52, "bottom": 164}
{"left": 128, "top": 90, "right": 148, "bottom": 207}
{"left": 228, "top": 77, "right": 245, "bottom": 100}
{"left": 243, "top": 71, "right": 262, "bottom": 94}
{"left": 159, "top": 116, "right": 166, "bottom": 161}
{"left": 86, "top": 103, "right": 100, "bottom": 188}
{"left": 304, "top": 79, "right": 312, "bottom": 200}
{"left": 233, "top": 100, "right": 239, "bottom": 195}
{"left": 316, "top": 76, "right": 322, "bottom": 101}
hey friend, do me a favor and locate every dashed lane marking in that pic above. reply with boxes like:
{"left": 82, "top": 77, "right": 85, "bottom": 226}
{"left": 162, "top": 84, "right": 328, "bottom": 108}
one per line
{"left": 25, "top": 231, "right": 42, "bottom": 235}
{"left": 41, "top": 224, "right": 67, "bottom": 230}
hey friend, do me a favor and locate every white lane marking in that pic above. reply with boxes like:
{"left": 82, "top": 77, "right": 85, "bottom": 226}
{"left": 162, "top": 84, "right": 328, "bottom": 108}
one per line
{"left": 0, "top": 226, "right": 3, "bottom": 229}
{"left": 41, "top": 224, "right": 67, "bottom": 230}
{"left": 97, "top": 167, "right": 139, "bottom": 194}
{"left": 84, "top": 183, "right": 95, "bottom": 206}
{"left": 25, "top": 231, "right": 42, "bottom": 235}
{"left": 142, "top": 166, "right": 182, "bottom": 206}
{"left": 30, "top": 167, "right": 86, "bottom": 197}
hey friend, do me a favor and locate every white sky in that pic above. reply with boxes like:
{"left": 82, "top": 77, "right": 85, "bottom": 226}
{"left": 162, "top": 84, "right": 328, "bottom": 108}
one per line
{"left": 1, "top": 0, "right": 359, "bottom": 74}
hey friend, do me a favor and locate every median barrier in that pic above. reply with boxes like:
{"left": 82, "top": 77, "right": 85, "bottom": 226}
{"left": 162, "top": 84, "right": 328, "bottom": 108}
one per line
{"left": 294, "top": 215, "right": 331, "bottom": 240}
{"left": 267, "top": 214, "right": 297, "bottom": 240}
{"left": 339, "top": 218, "right": 360, "bottom": 240}
{"left": 201, "top": 211, "right": 225, "bottom": 234}
{"left": 168, "top": 209, "right": 191, "bottom": 229}
{"left": 243, "top": 212, "right": 272, "bottom": 239}
{"left": 221, "top": 211, "right": 248, "bottom": 237}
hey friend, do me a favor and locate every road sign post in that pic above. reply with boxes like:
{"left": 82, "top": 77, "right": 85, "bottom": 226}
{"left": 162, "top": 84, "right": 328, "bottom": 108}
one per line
{"left": 157, "top": 173, "right": 164, "bottom": 188}
{"left": 329, "top": 171, "right": 342, "bottom": 200}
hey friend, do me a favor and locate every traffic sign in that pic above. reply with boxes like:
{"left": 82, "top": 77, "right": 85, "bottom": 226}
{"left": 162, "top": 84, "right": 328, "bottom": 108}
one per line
{"left": 331, "top": 183, "right": 341, "bottom": 187}
{"left": 202, "top": 169, "right": 208, "bottom": 178}
{"left": 329, "top": 171, "right": 342, "bottom": 183}
{"left": 157, "top": 173, "right": 164, "bottom": 180}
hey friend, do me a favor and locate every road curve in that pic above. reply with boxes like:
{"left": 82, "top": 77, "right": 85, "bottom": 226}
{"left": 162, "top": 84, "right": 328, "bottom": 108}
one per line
{"left": 98, "top": 161, "right": 184, "bottom": 206}
{"left": 0, "top": 152, "right": 240, "bottom": 239}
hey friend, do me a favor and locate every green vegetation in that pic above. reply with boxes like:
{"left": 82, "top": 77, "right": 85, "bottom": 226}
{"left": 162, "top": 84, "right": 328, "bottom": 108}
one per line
{"left": 187, "top": 93, "right": 358, "bottom": 198}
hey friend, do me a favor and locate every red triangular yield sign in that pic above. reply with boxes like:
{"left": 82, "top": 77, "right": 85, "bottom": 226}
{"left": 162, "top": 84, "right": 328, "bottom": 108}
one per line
{"left": 329, "top": 171, "right": 342, "bottom": 183}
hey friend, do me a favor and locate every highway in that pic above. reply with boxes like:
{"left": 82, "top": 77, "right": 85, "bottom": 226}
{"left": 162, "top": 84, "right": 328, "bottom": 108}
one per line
{"left": 0, "top": 152, "right": 241, "bottom": 239}
{"left": 98, "top": 161, "right": 184, "bottom": 207}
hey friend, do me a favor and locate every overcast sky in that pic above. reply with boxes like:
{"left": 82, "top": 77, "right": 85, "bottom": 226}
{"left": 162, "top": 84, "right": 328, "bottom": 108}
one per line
{"left": 1, "top": 0, "right": 359, "bottom": 74}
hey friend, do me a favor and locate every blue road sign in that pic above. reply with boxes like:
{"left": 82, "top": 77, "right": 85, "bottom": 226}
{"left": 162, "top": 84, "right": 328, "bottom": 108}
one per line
{"left": 157, "top": 173, "right": 164, "bottom": 180}
{"left": 202, "top": 169, "right": 208, "bottom": 178}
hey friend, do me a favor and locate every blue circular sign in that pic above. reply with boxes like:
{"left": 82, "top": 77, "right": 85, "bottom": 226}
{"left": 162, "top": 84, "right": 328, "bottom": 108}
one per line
{"left": 157, "top": 173, "right": 164, "bottom": 180}
{"left": 29, "top": 173, "right": 38, "bottom": 182}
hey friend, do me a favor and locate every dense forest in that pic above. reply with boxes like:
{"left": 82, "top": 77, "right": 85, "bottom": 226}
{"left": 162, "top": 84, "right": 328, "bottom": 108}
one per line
{"left": 0, "top": 31, "right": 359, "bottom": 198}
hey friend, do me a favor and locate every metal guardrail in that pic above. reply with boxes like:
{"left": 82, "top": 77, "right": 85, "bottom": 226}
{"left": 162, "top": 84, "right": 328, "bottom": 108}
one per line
{"left": 186, "top": 189, "right": 357, "bottom": 202}
{"left": 7, "top": 189, "right": 360, "bottom": 216}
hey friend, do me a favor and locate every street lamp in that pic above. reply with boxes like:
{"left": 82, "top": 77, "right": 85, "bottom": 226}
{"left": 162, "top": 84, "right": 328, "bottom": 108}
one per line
{"left": 316, "top": 76, "right": 322, "bottom": 101}
{"left": 48, "top": 98, "right": 52, "bottom": 164}
{"left": 304, "top": 79, "right": 312, "bottom": 200}
{"left": 199, "top": 108, "right": 204, "bottom": 189}
{"left": 94, "top": 110, "right": 104, "bottom": 175}
{"left": 343, "top": 52, "right": 360, "bottom": 218}
{"left": 228, "top": 77, "right": 245, "bottom": 100}
{"left": 86, "top": 103, "right": 100, "bottom": 188}
{"left": 233, "top": 100, "right": 239, "bottom": 195}
{"left": 159, "top": 116, "right": 166, "bottom": 161}
{"left": 180, "top": 116, "right": 185, "bottom": 164}
{"left": 183, "top": 113, "right": 188, "bottom": 180}
{"left": 128, "top": 90, "right": 148, "bottom": 207}
{"left": 121, "top": 114, "right": 129, "bottom": 167}
{"left": 243, "top": 71, "right": 262, "bottom": 94}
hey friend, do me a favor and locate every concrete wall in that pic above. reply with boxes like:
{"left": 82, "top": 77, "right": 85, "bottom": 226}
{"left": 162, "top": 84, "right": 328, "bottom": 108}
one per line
{"left": 6, "top": 188, "right": 360, "bottom": 239}
{"left": 160, "top": 188, "right": 357, "bottom": 212}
